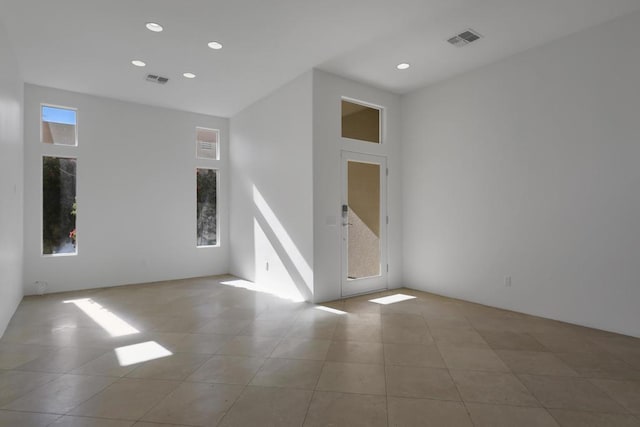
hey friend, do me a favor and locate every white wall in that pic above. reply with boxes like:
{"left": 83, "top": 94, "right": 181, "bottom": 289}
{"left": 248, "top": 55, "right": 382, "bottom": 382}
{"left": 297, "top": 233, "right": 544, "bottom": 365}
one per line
{"left": 229, "top": 72, "right": 314, "bottom": 301}
{"left": 24, "top": 85, "right": 229, "bottom": 295}
{"left": 402, "top": 11, "right": 640, "bottom": 337}
{"left": 0, "top": 23, "right": 24, "bottom": 335}
{"left": 313, "top": 70, "right": 402, "bottom": 303}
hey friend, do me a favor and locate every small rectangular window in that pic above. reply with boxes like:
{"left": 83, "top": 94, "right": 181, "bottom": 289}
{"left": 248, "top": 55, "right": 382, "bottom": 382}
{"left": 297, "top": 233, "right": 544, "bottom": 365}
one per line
{"left": 41, "top": 105, "right": 77, "bottom": 146}
{"left": 196, "top": 168, "right": 217, "bottom": 246}
{"left": 43, "top": 156, "right": 77, "bottom": 255}
{"left": 196, "top": 127, "right": 219, "bottom": 160}
{"left": 341, "top": 100, "right": 381, "bottom": 144}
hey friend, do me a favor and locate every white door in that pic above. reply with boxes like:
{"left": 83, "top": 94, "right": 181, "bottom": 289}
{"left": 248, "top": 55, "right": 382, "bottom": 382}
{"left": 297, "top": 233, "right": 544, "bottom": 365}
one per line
{"left": 341, "top": 151, "right": 388, "bottom": 297}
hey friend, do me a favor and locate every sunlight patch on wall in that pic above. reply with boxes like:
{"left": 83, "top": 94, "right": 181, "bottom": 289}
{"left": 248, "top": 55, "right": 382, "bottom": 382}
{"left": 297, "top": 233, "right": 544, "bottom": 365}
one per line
{"left": 253, "top": 219, "right": 306, "bottom": 302}
{"left": 253, "top": 185, "right": 312, "bottom": 293}
{"left": 63, "top": 298, "right": 139, "bottom": 337}
{"left": 114, "top": 341, "right": 172, "bottom": 366}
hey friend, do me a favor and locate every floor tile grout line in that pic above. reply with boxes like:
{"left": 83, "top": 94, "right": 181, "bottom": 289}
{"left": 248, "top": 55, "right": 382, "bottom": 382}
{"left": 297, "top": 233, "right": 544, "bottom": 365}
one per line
{"left": 382, "top": 338, "right": 390, "bottom": 427}
{"left": 0, "top": 372, "right": 62, "bottom": 408}
{"left": 3, "top": 280, "right": 640, "bottom": 426}
{"left": 443, "top": 360, "right": 476, "bottom": 426}
{"left": 433, "top": 308, "right": 552, "bottom": 419}
{"left": 463, "top": 311, "right": 550, "bottom": 411}
{"left": 0, "top": 408, "right": 61, "bottom": 415}
{"left": 122, "top": 356, "right": 222, "bottom": 423}
{"left": 302, "top": 324, "right": 340, "bottom": 426}
{"left": 133, "top": 376, "right": 196, "bottom": 425}
{"left": 210, "top": 320, "right": 290, "bottom": 426}
{"left": 2, "top": 372, "right": 120, "bottom": 418}
{"left": 44, "top": 413, "right": 65, "bottom": 427}
{"left": 300, "top": 322, "right": 382, "bottom": 426}
{"left": 301, "top": 369, "right": 323, "bottom": 426}
{"left": 544, "top": 407, "right": 640, "bottom": 426}
{"left": 43, "top": 412, "right": 142, "bottom": 426}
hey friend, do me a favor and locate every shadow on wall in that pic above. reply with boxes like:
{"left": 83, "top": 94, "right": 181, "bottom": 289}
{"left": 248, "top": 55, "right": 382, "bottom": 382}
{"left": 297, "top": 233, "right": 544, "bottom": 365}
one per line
{"left": 251, "top": 185, "right": 313, "bottom": 302}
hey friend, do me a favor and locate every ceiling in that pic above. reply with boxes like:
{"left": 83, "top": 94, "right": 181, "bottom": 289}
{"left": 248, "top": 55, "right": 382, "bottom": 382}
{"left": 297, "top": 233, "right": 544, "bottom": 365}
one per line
{"left": 2, "top": 0, "right": 639, "bottom": 118}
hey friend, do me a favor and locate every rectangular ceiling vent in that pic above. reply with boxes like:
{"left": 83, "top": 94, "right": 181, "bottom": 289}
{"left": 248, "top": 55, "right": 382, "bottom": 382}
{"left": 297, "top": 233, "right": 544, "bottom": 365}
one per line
{"left": 447, "top": 29, "right": 482, "bottom": 47}
{"left": 145, "top": 74, "right": 169, "bottom": 84}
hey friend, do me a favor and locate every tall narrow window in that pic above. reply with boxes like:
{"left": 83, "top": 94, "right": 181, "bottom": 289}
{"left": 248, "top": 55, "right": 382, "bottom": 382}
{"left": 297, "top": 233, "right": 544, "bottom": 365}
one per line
{"left": 341, "top": 99, "right": 381, "bottom": 144}
{"left": 197, "top": 168, "right": 217, "bottom": 246}
{"left": 41, "top": 105, "right": 77, "bottom": 146}
{"left": 196, "top": 127, "right": 219, "bottom": 160}
{"left": 43, "top": 157, "right": 77, "bottom": 255}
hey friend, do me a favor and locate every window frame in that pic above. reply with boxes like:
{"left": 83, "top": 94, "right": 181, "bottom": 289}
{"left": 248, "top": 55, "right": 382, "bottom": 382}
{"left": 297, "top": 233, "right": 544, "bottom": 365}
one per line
{"left": 195, "top": 127, "right": 220, "bottom": 161}
{"left": 40, "top": 103, "right": 79, "bottom": 147}
{"left": 340, "top": 97, "right": 384, "bottom": 145}
{"left": 41, "top": 154, "right": 78, "bottom": 257}
{"left": 196, "top": 167, "right": 219, "bottom": 248}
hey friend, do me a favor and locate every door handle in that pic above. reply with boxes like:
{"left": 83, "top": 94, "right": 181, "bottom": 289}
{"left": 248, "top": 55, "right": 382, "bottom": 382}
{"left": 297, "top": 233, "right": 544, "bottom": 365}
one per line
{"left": 341, "top": 204, "right": 349, "bottom": 226}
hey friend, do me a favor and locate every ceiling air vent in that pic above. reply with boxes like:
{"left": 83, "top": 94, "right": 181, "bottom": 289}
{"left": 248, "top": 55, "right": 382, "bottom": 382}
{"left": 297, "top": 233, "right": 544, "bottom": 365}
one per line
{"left": 447, "top": 29, "right": 482, "bottom": 47}
{"left": 145, "top": 74, "right": 169, "bottom": 84}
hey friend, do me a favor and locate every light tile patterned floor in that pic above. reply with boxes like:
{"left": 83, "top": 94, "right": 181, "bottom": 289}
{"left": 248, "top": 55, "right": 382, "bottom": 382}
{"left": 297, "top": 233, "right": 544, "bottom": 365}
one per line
{"left": 0, "top": 275, "right": 639, "bottom": 426}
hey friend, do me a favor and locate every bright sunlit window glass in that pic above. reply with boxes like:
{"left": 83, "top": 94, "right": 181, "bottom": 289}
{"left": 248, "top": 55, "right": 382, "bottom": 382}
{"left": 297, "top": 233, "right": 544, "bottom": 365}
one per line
{"left": 197, "top": 168, "right": 217, "bottom": 246}
{"left": 41, "top": 105, "right": 77, "bottom": 146}
{"left": 196, "top": 127, "right": 219, "bottom": 160}
{"left": 342, "top": 99, "right": 381, "bottom": 144}
{"left": 115, "top": 341, "right": 172, "bottom": 367}
{"left": 63, "top": 298, "right": 139, "bottom": 337}
{"left": 369, "top": 294, "right": 416, "bottom": 305}
{"left": 43, "top": 156, "right": 77, "bottom": 255}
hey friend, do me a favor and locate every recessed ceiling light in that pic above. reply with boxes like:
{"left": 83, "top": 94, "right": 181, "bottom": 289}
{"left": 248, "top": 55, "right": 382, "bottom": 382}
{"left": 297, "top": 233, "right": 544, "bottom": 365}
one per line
{"left": 145, "top": 22, "right": 163, "bottom": 32}
{"left": 396, "top": 63, "right": 410, "bottom": 70}
{"left": 131, "top": 60, "right": 146, "bottom": 67}
{"left": 183, "top": 72, "right": 196, "bottom": 79}
{"left": 207, "top": 41, "right": 223, "bottom": 50}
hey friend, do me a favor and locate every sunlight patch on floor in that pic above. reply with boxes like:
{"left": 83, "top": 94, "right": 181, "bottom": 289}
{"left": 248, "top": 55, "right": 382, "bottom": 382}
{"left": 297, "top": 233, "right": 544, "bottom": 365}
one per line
{"left": 63, "top": 298, "right": 140, "bottom": 337}
{"left": 369, "top": 294, "right": 416, "bottom": 305}
{"left": 220, "top": 279, "right": 305, "bottom": 302}
{"left": 315, "top": 305, "right": 347, "bottom": 315}
{"left": 114, "top": 341, "right": 172, "bottom": 366}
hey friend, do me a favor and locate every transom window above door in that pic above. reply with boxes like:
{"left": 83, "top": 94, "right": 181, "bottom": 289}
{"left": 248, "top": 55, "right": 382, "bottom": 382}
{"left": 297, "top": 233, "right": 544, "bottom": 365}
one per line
{"left": 341, "top": 99, "right": 381, "bottom": 144}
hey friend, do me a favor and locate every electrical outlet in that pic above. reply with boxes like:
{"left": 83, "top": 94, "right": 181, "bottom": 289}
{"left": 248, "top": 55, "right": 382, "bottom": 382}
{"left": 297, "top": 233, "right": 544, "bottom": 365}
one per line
{"left": 265, "top": 262, "right": 269, "bottom": 271}
{"left": 504, "top": 276, "right": 512, "bottom": 287}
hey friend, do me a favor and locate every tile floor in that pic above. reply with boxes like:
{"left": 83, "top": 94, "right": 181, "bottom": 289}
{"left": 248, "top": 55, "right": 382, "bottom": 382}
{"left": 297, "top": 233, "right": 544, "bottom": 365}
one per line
{"left": 0, "top": 275, "right": 639, "bottom": 426}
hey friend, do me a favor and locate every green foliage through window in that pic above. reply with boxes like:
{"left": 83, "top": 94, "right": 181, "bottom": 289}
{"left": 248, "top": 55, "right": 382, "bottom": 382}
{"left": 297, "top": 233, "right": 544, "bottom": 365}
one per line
{"left": 43, "top": 157, "right": 77, "bottom": 254}
{"left": 197, "top": 169, "right": 217, "bottom": 246}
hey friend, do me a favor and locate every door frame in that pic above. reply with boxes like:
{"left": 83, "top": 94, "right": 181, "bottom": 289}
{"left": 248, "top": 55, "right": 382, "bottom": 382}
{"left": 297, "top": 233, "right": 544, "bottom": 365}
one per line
{"left": 340, "top": 150, "right": 388, "bottom": 297}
